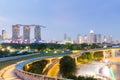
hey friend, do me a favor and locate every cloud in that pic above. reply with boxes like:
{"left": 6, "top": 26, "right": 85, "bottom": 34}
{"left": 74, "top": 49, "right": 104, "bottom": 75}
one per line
{"left": 0, "top": 16, "right": 8, "bottom": 22}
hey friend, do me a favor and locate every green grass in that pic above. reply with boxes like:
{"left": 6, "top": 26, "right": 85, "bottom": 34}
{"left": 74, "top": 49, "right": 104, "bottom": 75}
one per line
{"left": 77, "top": 58, "right": 94, "bottom": 64}
{"left": 0, "top": 52, "right": 71, "bottom": 70}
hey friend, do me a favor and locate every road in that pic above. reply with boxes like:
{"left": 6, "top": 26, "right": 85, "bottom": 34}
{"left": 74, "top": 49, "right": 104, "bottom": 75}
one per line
{"left": 47, "top": 62, "right": 59, "bottom": 77}
{"left": 1, "top": 48, "right": 120, "bottom": 80}
{"left": 0, "top": 65, "right": 21, "bottom": 80}
{"left": 43, "top": 59, "right": 59, "bottom": 75}
{"left": 0, "top": 53, "right": 40, "bottom": 62}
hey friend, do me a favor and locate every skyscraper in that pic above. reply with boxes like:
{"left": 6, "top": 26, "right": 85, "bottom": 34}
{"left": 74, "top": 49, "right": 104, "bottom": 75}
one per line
{"left": 0, "top": 35, "right": 2, "bottom": 41}
{"left": 64, "top": 33, "right": 67, "bottom": 40}
{"left": 77, "top": 34, "right": 83, "bottom": 44}
{"left": 84, "top": 35, "right": 89, "bottom": 44}
{"left": 2, "top": 29, "right": 8, "bottom": 40}
{"left": 94, "top": 34, "right": 101, "bottom": 43}
{"left": 108, "top": 35, "right": 112, "bottom": 43}
{"left": 23, "top": 26, "right": 30, "bottom": 43}
{"left": 78, "top": 34, "right": 89, "bottom": 44}
{"left": 90, "top": 30, "right": 95, "bottom": 44}
{"left": 12, "top": 25, "right": 20, "bottom": 42}
{"left": 34, "top": 26, "right": 41, "bottom": 42}
{"left": 103, "top": 35, "right": 108, "bottom": 43}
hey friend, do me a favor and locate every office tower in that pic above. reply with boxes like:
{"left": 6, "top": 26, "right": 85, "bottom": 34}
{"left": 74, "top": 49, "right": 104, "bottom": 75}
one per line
{"left": 12, "top": 25, "right": 20, "bottom": 42}
{"left": 23, "top": 26, "right": 30, "bottom": 43}
{"left": 2, "top": 29, "right": 8, "bottom": 40}
{"left": 77, "top": 34, "right": 83, "bottom": 44}
{"left": 2, "top": 29, "right": 5, "bottom": 40}
{"left": 34, "top": 26, "right": 41, "bottom": 42}
{"left": 78, "top": 34, "right": 89, "bottom": 44}
{"left": 103, "top": 35, "right": 108, "bottom": 43}
{"left": 108, "top": 35, "right": 112, "bottom": 43}
{"left": 64, "top": 33, "right": 67, "bottom": 40}
{"left": 90, "top": 30, "right": 95, "bottom": 44}
{"left": 0, "top": 35, "right": 1, "bottom": 40}
{"left": 84, "top": 35, "right": 89, "bottom": 44}
{"left": 94, "top": 34, "right": 101, "bottom": 43}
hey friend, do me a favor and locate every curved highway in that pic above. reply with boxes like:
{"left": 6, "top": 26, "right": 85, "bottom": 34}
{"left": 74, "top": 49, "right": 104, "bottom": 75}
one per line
{"left": 0, "top": 65, "right": 21, "bottom": 80}
{"left": 1, "top": 47, "right": 120, "bottom": 80}
{"left": 43, "top": 59, "right": 59, "bottom": 75}
{"left": 0, "top": 53, "right": 40, "bottom": 62}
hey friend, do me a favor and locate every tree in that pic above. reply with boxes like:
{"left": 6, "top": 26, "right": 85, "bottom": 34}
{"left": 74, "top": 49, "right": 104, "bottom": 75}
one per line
{"left": 26, "top": 60, "right": 48, "bottom": 74}
{"left": 86, "top": 52, "right": 93, "bottom": 60}
{"left": 93, "top": 51, "right": 103, "bottom": 60}
{"left": 60, "top": 56, "right": 76, "bottom": 78}
{"left": 80, "top": 53, "right": 87, "bottom": 60}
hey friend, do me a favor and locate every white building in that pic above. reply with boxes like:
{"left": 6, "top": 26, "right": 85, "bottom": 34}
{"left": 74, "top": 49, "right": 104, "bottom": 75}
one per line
{"left": 77, "top": 34, "right": 89, "bottom": 44}
{"left": 90, "top": 30, "right": 95, "bottom": 44}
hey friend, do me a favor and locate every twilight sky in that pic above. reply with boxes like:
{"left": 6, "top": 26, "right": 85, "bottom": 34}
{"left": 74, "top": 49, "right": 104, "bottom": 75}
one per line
{"left": 0, "top": 0, "right": 120, "bottom": 41}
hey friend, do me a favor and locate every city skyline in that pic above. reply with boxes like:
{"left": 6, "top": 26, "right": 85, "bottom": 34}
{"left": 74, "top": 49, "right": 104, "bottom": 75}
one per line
{"left": 0, "top": 0, "right": 120, "bottom": 41}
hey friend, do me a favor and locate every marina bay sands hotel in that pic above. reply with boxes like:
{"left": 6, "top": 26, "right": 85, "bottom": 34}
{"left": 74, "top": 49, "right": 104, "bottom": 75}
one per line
{"left": 12, "top": 24, "right": 45, "bottom": 43}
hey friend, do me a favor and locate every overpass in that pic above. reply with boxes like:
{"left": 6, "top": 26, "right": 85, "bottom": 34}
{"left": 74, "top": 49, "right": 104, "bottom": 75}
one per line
{"left": 73, "top": 47, "right": 120, "bottom": 64}
{"left": 1, "top": 47, "right": 120, "bottom": 80}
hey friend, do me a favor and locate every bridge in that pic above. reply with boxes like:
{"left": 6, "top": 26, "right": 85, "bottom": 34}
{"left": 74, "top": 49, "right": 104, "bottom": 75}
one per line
{"left": 74, "top": 47, "right": 120, "bottom": 64}
{"left": 1, "top": 47, "right": 120, "bottom": 80}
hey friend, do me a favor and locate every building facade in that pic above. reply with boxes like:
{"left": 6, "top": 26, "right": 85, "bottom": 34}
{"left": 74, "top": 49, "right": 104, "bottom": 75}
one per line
{"left": 23, "top": 26, "right": 30, "bottom": 43}
{"left": 2, "top": 29, "right": 8, "bottom": 40}
{"left": 78, "top": 34, "right": 82, "bottom": 44}
{"left": 94, "top": 34, "right": 101, "bottom": 43}
{"left": 34, "top": 26, "right": 41, "bottom": 42}
{"left": 12, "top": 25, "right": 20, "bottom": 42}
{"left": 90, "top": 30, "right": 95, "bottom": 44}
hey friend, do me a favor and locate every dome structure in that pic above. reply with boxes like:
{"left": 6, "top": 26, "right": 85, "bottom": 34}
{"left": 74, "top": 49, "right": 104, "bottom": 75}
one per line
{"left": 90, "top": 30, "right": 94, "bottom": 33}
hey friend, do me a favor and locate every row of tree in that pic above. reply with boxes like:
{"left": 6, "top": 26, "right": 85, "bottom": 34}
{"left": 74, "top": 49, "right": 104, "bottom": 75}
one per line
{"left": 0, "top": 49, "right": 9, "bottom": 57}
{"left": 1, "top": 43, "right": 101, "bottom": 50}
{"left": 77, "top": 51, "right": 104, "bottom": 63}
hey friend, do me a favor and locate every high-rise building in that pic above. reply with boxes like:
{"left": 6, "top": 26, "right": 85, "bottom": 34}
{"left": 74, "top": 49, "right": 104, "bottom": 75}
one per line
{"left": 23, "top": 26, "right": 30, "bottom": 43}
{"left": 0, "top": 35, "right": 2, "bottom": 41}
{"left": 12, "top": 24, "right": 45, "bottom": 43}
{"left": 12, "top": 25, "right": 20, "bottom": 42}
{"left": 77, "top": 34, "right": 83, "bottom": 44}
{"left": 84, "top": 35, "right": 89, "bottom": 44}
{"left": 103, "top": 35, "right": 108, "bottom": 43}
{"left": 64, "top": 33, "right": 67, "bottom": 40}
{"left": 90, "top": 30, "right": 95, "bottom": 44}
{"left": 2, "top": 29, "right": 8, "bottom": 40}
{"left": 108, "top": 35, "right": 112, "bottom": 43}
{"left": 94, "top": 34, "right": 101, "bottom": 43}
{"left": 34, "top": 26, "right": 41, "bottom": 42}
{"left": 77, "top": 34, "right": 88, "bottom": 44}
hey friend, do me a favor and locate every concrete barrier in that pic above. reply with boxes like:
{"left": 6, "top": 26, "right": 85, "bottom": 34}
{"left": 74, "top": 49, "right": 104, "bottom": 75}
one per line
{"left": 15, "top": 55, "right": 68, "bottom": 80}
{"left": 0, "top": 64, "right": 15, "bottom": 80}
{"left": 15, "top": 53, "right": 113, "bottom": 80}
